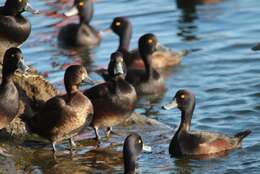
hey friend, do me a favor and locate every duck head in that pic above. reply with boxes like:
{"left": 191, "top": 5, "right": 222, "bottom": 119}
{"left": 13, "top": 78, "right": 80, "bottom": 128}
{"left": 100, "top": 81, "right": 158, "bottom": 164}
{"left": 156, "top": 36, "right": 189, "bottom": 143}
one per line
{"left": 3, "top": 0, "right": 39, "bottom": 15}
{"left": 64, "top": 0, "right": 93, "bottom": 24}
{"left": 108, "top": 51, "right": 127, "bottom": 80}
{"left": 123, "top": 133, "right": 143, "bottom": 174}
{"left": 2, "top": 47, "right": 29, "bottom": 82}
{"left": 64, "top": 65, "right": 93, "bottom": 94}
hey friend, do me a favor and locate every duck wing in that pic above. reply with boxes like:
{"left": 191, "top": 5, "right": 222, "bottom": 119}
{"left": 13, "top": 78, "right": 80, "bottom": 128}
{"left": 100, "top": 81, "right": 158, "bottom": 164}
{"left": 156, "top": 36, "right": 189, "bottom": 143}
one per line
{"left": 179, "top": 131, "right": 241, "bottom": 155}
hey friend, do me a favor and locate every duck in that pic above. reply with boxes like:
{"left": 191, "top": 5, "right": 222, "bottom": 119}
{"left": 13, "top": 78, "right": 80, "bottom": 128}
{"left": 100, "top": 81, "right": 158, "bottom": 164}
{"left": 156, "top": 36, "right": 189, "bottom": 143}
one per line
{"left": 0, "top": 47, "right": 29, "bottom": 129}
{"left": 177, "top": 0, "right": 223, "bottom": 8}
{"left": 252, "top": 44, "right": 260, "bottom": 51}
{"left": 58, "top": 0, "right": 101, "bottom": 48}
{"left": 123, "top": 133, "right": 144, "bottom": 174}
{"left": 84, "top": 52, "right": 137, "bottom": 141}
{"left": 109, "top": 16, "right": 186, "bottom": 69}
{"left": 23, "top": 65, "right": 94, "bottom": 152}
{"left": 162, "top": 89, "right": 251, "bottom": 157}
{"left": 125, "top": 33, "right": 165, "bottom": 96}
{"left": 0, "top": 0, "right": 38, "bottom": 63}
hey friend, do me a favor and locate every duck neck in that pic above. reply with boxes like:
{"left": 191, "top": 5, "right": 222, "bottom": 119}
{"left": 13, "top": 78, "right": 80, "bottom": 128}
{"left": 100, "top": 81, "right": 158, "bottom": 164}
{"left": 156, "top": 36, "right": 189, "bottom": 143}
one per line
{"left": 118, "top": 28, "right": 132, "bottom": 52}
{"left": 124, "top": 155, "right": 136, "bottom": 174}
{"left": 65, "top": 84, "right": 78, "bottom": 96}
{"left": 177, "top": 105, "right": 195, "bottom": 133}
{"left": 142, "top": 54, "right": 153, "bottom": 80}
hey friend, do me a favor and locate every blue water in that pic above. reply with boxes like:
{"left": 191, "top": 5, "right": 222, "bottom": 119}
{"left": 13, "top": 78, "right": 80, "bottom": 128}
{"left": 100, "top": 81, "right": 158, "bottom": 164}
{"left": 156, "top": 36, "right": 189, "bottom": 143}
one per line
{"left": 1, "top": 0, "right": 260, "bottom": 173}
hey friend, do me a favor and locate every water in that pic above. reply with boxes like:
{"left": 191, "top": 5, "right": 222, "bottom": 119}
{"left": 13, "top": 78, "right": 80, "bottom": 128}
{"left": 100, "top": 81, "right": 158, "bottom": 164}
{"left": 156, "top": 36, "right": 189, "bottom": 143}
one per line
{"left": 1, "top": 0, "right": 260, "bottom": 173}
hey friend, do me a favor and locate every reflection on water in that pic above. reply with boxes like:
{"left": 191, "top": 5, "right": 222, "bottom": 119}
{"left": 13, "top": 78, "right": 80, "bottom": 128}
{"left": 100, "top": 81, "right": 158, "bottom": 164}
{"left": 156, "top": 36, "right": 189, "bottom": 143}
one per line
{"left": 1, "top": 0, "right": 260, "bottom": 173}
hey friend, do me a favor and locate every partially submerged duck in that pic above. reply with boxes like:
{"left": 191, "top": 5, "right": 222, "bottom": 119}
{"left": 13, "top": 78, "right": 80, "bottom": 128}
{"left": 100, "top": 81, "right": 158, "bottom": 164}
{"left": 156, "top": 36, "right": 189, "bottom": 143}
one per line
{"left": 110, "top": 17, "right": 186, "bottom": 69}
{"left": 162, "top": 89, "right": 251, "bottom": 157}
{"left": 123, "top": 133, "right": 146, "bottom": 174}
{"left": 58, "top": 0, "right": 101, "bottom": 48}
{"left": 0, "top": 47, "right": 29, "bottom": 129}
{"left": 0, "top": 0, "right": 39, "bottom": 63}
{"left": 23, "top": 65, "right": 94, "bottom": 152}
{"left": 84, "top": 52, "right": 137, "bottom": 141}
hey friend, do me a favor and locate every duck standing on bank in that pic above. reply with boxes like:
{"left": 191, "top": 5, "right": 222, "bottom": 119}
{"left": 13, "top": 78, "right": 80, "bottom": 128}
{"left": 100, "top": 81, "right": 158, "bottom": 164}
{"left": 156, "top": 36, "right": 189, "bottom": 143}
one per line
{"left": 162, "top": 89, "right": 251, "bottom": 157}
{"left": 84, "top": 52, "right": 137, "bottom": 141}
{"left": 58, "top": 0, "right": 101, "bottom": 48}
{"left": 0, "top": 47, "right": 29, "bottom": 129}
{"left": 0, "top": 0, "right": 39, "bottom": 63}
{"left": 23, "top": 65, "right": 94, "bottom": 152}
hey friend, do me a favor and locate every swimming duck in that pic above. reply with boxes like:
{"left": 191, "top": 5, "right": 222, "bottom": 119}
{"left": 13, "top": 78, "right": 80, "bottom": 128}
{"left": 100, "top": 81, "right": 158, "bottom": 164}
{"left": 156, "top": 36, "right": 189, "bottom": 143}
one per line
{"left": 23, "top": 65, "right": 94, "bottom": 152}
{"left": 84, "top": 52, "right": 137, "bottom": 141}
{"left": 125, "top": 33, "right": 165, "bottom": 96}
{"left": 123, "top": 133, "right": 144, "bottom": 174}
{"left": 0, "top": 47, "right": 29, "bottom": 129}
{"left": 58, "top": 0, "right": 101, "bottom": 48}
{"left": 162, "top": 89, "right": 251, "bottom": 157}
{"left": 252, "top": 44, "right": 260, "bottom": 51}
{"left": 0, "top": 0, "right": 38, "bottom": 63}
{"left": 177, "top": 0, "right": 223, "bottom": 8}
{"left": 110, "top": 17, "right": 186, "bottom": 69}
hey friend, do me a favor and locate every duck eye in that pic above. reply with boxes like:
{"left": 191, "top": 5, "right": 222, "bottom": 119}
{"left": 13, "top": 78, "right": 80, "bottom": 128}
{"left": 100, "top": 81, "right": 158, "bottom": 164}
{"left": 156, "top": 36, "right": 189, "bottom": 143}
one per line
{"left": 180, "top": 94, "right": 185, "bottom": 99}
{"left": 138, "top": 139, "right": 142, "bottom": 144}
{"left": 79, "top": 1, "right": 84, "bottom": 7}
{"left": 115, "top": 21, "right": 121, "bottom": 27}
{"left": 148, "top": 39, "right": 153, "bottom": 44}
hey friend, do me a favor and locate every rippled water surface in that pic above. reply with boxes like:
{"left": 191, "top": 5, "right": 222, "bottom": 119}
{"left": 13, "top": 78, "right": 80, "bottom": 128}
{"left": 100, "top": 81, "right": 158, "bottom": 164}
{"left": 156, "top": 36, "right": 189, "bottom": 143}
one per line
{"left": 1, "top": 0, "right": 260, "bottom": 173}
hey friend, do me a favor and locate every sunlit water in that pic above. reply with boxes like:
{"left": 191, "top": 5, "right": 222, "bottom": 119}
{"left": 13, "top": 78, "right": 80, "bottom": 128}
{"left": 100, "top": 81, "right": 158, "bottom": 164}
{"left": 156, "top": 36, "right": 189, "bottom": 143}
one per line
{"left": 1, "top": 0, "right": 260, "bottom": 173}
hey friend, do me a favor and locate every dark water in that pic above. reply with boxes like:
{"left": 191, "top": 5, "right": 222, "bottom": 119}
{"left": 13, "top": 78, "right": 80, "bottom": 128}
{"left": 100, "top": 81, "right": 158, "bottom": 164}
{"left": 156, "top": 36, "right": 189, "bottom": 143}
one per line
{"left": 1, "top": 0, "right": 260, "bottom": 173}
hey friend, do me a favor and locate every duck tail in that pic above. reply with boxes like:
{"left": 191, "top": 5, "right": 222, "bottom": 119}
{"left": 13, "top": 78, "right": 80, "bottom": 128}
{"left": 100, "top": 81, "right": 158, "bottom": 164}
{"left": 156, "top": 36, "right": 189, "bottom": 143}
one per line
{"left": 234, "top": 129, "right": 251, "bottom": 144}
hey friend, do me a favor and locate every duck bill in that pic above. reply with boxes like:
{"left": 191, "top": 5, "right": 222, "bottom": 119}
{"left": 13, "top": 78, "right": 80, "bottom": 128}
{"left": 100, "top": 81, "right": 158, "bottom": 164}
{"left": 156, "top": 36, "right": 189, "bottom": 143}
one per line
{"left": 142, "top": 144, "right": 152, "bottom": 153}
{"left": 99, "top": 28, "right": 112, "bottom": 36}
{"left": 24, "top": 2, "right": 40, "bottom": 14}
{"left": 162, "top": 99, "right": 178, "bottom": 110}
{"left": 18, "top": 59, "right": 30, "bottom": 73}
{"left": 64, "top": 6, "right": 79, "bottom": 17}
{"left": 155, "top": 42, "right": 170, "bottom": 52}
{"left": 82, "top": 77, "right": 96, "bottom": 85}
{"left": 114, "top": 62, "right": 125, "bottom": 76}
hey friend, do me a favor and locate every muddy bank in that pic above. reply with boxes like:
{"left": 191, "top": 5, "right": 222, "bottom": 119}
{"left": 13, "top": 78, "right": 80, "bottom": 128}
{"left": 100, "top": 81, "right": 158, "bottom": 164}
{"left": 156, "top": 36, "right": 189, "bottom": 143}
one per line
{"left": 1, "top": 69, "right": 58, "bottom": 137}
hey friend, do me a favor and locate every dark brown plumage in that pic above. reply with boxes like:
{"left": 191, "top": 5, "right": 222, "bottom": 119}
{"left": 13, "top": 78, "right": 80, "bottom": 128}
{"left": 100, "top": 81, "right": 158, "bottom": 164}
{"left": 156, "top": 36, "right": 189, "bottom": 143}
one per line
{"left": 23, "top": 65, "right": 94, "bottom": 152}
{"left": 84, "top": 52, "right": 137, "bottom": 141}
{"left": 0, "top": 47, "right": 29, "bottom": 129}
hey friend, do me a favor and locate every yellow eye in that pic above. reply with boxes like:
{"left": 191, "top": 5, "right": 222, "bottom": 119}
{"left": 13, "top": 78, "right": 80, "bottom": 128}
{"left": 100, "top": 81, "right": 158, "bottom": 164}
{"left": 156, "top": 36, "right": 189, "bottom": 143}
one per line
{"left": 148, "top": 39, "right": 153, "bottom": 44}
{"left": 79, "top": 1, "right": 84, "bottom": 7}
{"left": 115, "top": 21, "right": 121, "bottom": 27}
{"left": 180, "top": 94, "right": 185, "bottom": 99}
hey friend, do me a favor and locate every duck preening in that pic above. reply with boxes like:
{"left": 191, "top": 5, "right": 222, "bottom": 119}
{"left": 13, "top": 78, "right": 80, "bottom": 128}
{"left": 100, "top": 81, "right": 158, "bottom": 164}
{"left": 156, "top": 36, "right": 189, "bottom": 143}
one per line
{"left": 22, "top": 65, "right": 94, "bottom": 152}
{"left": 162, "top": 89, "right": 251, "bottom": 157}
